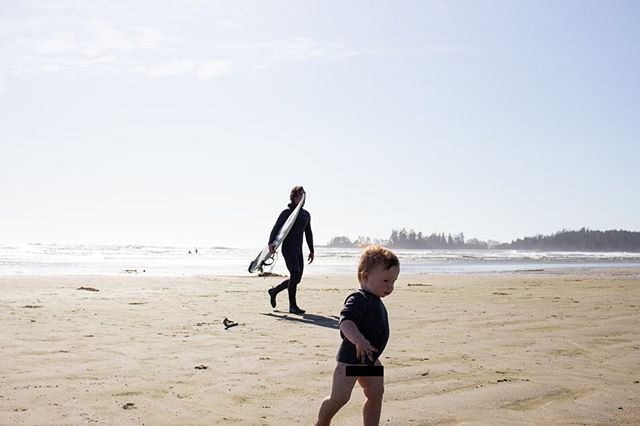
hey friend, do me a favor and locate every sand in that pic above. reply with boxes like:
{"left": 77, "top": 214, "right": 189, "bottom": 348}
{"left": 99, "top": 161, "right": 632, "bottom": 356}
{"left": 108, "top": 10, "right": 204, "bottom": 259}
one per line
{"left": 1, "top": 270, "right": 639, "bottom": 425}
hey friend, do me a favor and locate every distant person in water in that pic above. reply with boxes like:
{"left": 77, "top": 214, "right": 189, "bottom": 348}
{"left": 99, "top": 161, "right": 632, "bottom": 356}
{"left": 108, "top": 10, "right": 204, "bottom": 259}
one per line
{"left": 267, "top": 185, "right": 314, "bottom": 315}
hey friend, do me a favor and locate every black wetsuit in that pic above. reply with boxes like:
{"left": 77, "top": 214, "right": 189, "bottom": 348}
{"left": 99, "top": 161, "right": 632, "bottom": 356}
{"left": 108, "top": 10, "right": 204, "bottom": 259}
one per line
{"left": 337, "top": 289, "right": 389, "bottom": 365}
{"left": 269, "top": 203, "right": 314, "bottom": 308}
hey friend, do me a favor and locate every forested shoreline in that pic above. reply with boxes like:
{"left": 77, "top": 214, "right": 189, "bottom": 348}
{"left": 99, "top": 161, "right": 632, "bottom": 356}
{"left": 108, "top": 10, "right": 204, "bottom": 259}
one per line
{"left": 326, "top": 228, "right": 640, "bottom": 252}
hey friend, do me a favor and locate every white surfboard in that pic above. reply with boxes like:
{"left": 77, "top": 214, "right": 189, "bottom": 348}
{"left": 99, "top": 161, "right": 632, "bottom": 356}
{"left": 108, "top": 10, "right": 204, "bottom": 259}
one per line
{"left": 248, "top": 193, "right": 306, "bottom": 273}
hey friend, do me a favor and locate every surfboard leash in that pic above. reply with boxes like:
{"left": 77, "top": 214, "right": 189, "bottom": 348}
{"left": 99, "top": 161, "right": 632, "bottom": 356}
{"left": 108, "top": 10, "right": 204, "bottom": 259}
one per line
{"left": 262, "top": 251, "right": 278, "bottom": 273}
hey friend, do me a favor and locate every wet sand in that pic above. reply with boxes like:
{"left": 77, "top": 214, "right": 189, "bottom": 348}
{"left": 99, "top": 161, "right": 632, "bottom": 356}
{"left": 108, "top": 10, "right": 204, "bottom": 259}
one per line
{"left": 1, "top": 270, "right": 639, "bottom": 425}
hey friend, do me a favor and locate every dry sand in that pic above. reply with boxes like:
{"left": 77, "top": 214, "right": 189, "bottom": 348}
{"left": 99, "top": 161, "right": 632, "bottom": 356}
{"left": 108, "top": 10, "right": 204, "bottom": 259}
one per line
{"left": 1, "top": 270, "right": 639, "bottom": 425}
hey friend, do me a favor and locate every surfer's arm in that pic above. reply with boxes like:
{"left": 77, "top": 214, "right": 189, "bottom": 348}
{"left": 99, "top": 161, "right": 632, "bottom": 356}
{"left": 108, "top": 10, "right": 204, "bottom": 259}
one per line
{"left": 268, "top": 210, "right": 289, "bottom": 245}
{"left": 305, "top": 220, "right": 314, "bottom": 263}
{"left": 305, "top": 219, "right": 314, "bottom": 253}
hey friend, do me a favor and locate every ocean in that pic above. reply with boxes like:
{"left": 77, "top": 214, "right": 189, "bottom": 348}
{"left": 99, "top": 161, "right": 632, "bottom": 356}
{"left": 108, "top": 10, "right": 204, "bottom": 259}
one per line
{"left": 1, "top": 243, "right": 640, "bottom": 276}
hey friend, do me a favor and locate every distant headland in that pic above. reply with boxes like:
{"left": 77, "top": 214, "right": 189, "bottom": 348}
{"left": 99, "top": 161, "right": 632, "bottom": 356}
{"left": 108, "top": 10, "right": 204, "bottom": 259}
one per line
{"left": 326, "top": 228, "right": 640, "bottom": 252}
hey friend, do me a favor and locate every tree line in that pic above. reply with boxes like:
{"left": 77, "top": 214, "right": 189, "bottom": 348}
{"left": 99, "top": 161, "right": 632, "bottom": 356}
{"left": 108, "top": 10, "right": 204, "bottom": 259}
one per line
{"left": 497, "top": 228, "right": 640, "bottom": 252}
{"left": 326, "top": 228, "right": 640, "bottom": 252}
{"left": 327, "top": 229, "right": 494, "bottom": 249}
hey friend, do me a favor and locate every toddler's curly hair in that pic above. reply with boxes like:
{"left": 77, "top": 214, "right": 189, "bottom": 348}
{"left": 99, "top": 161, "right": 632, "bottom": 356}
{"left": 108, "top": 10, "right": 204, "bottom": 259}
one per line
{"left": 357, "top": 245, "right": 399, "bottom": 281}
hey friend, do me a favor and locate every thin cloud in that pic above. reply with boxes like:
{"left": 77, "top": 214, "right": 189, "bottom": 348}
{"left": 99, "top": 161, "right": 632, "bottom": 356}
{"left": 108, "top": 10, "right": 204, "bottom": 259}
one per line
{"left": 30, "top": 33, "right": 78, "bottom": 54}
{"left": 216, "top": 19, "right": 239, "bottom": 31}
{"left": 38, "top": 64, "right": 65, "bottom": 72}
{"left": 134, "top": 59, "right": 196, "bottom": 78}
{"left": 0, "top": 16, "right": 389, "bottom": 81}
{"left": 211, "top": 37, "right": 385, "bottom": 70}
{"left": 435, "top": 0, "right": 460, "bottom": 9}
{"left": 196, "top": 60, "right": 233, "bottom": 79}
{"left": 130, "top": 26, "right": 166, "bottom": 49}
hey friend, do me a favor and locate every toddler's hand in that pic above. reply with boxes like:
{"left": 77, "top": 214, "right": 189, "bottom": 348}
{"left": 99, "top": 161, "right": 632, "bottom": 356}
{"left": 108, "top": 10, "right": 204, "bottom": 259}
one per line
{"left": 355, "top": 339, "right": 378, "bottom": 363}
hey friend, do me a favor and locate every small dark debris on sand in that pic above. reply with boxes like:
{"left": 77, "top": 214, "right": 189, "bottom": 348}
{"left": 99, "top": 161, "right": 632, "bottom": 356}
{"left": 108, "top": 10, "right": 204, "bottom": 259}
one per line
{"left": 78, "top": 286, "right": 99, "bottom": 292}
{"left": 223, "top": 317, "right": 238, "bottom": 329}
{"left": 195, "top": 365, "right": 208, "bottom": 370}
{"left": 407, "top": 283, "right": 432, "bottom": 287}
{"left": 258, "top": 272, "right": 284, "bottom": 277}
{"left": 493, "top": 292, "right": 511, "bottom": 296}
{"left": 122, "top": 402, "right": 136, "bottom": 410}
{"left": 23, "top": 305, "right": 42, "bottom": 309}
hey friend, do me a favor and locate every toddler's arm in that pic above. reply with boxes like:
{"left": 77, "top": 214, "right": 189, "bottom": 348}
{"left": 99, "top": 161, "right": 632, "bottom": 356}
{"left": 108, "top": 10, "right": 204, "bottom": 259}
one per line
{"left": 340, "top": 320, "right": 378, "bottom": 362}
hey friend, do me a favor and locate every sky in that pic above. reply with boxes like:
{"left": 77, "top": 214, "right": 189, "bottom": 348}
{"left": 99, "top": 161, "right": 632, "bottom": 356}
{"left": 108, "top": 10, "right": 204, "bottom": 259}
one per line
{"left": 1, "top": 0, "right": 639, "bottom": 248}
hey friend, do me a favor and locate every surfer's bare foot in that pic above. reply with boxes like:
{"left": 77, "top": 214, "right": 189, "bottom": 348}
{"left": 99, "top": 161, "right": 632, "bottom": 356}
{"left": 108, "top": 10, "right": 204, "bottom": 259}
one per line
{"left": 268, "top": 288, "right": 277, "bottom": 308}
{"left": 289, "top": 306, "right": 305, "bottom": 315}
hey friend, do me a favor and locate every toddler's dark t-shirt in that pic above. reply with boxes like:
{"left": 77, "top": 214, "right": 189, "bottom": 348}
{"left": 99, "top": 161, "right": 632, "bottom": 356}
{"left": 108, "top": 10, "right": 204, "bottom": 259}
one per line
{"left": 336, "top": 289, "right": 389, "bottom": 365}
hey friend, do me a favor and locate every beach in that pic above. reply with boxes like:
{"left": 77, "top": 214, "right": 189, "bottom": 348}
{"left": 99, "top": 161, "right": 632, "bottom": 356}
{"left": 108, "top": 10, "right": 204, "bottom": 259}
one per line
{"left": 1, "top": 270, "right": 639, "bottom": 425}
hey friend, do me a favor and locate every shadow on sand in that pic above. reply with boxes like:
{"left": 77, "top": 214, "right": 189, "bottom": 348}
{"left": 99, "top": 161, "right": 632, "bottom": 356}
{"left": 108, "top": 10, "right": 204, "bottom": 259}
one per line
{"left": 261, "top": 312, "right": 339, "bottom": 329}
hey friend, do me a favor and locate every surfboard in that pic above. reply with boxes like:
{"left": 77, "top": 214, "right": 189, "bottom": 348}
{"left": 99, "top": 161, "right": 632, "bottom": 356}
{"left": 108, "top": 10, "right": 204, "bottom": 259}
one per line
{"left": 248, "top": 193, "right": 306, "bottom": 273}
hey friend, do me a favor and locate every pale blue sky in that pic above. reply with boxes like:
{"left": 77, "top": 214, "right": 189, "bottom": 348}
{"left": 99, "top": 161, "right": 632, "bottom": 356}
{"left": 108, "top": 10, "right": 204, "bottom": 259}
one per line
{"left": 1, "top": 0, "right": 639, "bottom": 247}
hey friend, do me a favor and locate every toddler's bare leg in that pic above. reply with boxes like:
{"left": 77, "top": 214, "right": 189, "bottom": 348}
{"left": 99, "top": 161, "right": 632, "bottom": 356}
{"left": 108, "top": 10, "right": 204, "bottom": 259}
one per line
{"left": 315, "top": 363, "right": 357, "bottom": 426}
{"left": 357, "top": 360, "right": 384, "bottom": 426}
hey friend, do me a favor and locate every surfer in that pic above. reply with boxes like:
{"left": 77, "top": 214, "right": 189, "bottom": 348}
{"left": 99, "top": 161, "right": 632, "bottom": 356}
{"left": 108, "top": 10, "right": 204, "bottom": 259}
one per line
{"left": 267, "top": 186, "right": 314, "bottom": 315}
